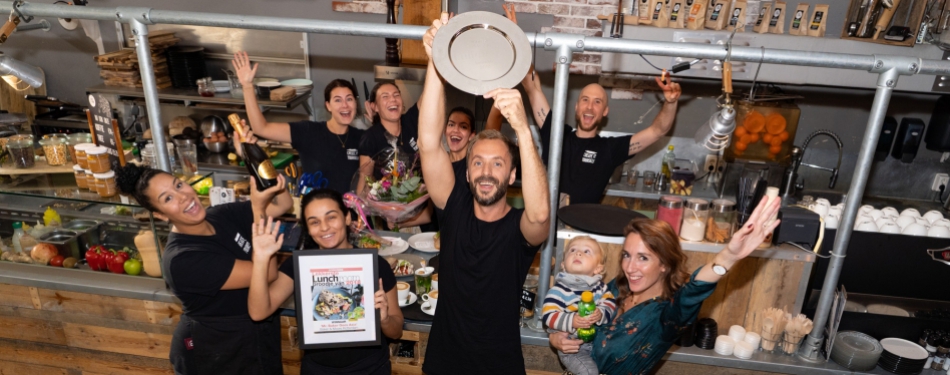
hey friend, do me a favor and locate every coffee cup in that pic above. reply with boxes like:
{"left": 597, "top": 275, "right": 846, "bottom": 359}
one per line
{"left": 396, "top": 281, "right": 410, "bottom": 302}
{"left": 923, "top": 210, "right": 944, "bottom": 224}
{"left": 878, "top": 221, "right": 901, "bottom": 234}
{"left": 896, "top": 215, "right": 917, "bottom": 230}
{"left": 824, "top": 214, "right": 840, "bottom": 229}
{"left": 432, "top": 273, "right": 439, "bottom": 291}
{"left": 927, "top": 225, "right": 950, "bottom": 238}
{"left": 422, "top": 290, "right": 439, "bottom": 311}
{"left": 854, "top": 220, "right": 878, "bottom": 232}
{"left": 414, "top": 266, "right": 435, "bottom": 297}
{"left": 899, "top": 208, "right": 921, "bottom": 218}
{"left": 881, "top": 207, "right": 899, "bottom": 217}
{"left": 808, "top": 202, "right": 829, "bottom": 218}
{"left": 902, "top": 223, "right": 928, "bottom": 236}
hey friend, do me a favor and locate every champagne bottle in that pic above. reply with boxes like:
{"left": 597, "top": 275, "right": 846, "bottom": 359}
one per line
{"left": 228, "top": 114, "right": 278, "bottom": 191}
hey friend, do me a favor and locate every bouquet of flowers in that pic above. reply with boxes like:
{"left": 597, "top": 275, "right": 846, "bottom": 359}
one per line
{"left": 356, "top": 148, "right": 429, "bottom": 224}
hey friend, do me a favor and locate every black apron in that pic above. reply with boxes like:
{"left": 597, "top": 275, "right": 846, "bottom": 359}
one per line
{"left": 163, "top": 244, "right": 282, "bottom": 375}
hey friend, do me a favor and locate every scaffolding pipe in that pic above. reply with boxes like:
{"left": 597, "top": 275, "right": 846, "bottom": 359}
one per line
{"left": 4, "top": 0, "right": 950, "bottom": 357}
{"left": 130, "top": 18, "right": 172, "bottom": 172}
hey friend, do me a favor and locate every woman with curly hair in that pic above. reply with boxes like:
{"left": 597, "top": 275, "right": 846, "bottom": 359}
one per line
{"left": 548, "top": 197, "right": 780, "bottom": 374}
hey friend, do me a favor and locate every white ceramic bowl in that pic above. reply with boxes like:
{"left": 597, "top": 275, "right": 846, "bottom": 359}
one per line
{"left": 927, "top": 225, "right": 950, "bottom": 238}
{"left": 825, "top": 215, "right": 840, "bottom": 229}
{"left": 933, "top": 219, "right": 950, "bottom": 228}
{"left": 869, "top": 209, "right": 883, "bottom": 221}
{"left": 875, "top": 217, "right": 895, "bottom": 228}
{"left": 923, "top": 210, "right": 944, "bottom": 224}
{"left": 900, "top": 208, "right": 921, "bottom": 218}
{"left": 915, "top": 218, "right": 931, "bottom": 227}
{"left": 828, "top": 206, "right": 844, "bottom": 218}
{"left": 855, "top": 220, "right": 878, "bottom": 232}
{"left": 878, "top": 222, "right": 901, "bottom": 234}
{"left": 896, "top": 215, "right": 918, "bottom": 229}
{"left": 859, "top": 205, "right": 874, "bottom": 215}
{"left": 902, "top": 223, "right": 928, "bottom": 236}
{"left": 881, "top": 207, "right": 899, "bottom": 217}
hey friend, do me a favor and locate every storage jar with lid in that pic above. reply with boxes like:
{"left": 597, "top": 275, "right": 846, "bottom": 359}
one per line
{"left": 94, "top": 171, "right": 117, "bottom": 198}
{"left": 706, "top": 199, "right": 737, "bottom": 243}
{"left": 66, "top": 133, "right": 92, "bottom": 164}
{"left": 681, "top": 198, "right": 709, "bottom": 242}
{"left": 39, "top": 136, "right": 68, "bottom": 166}
{"left": 657, "top": 196, "right": 685, "bottom": 234}
{"left": 6, "top": 138, "right": 35, "bottom": 169}
{"left": 86, "top": 146, "right": 111, "bottom": 173}
{"left": 73, "top": 165, "right": 87, "bottom": 189}
{"left": 84, "top": 169, "right": 96, "bottom": 191}
{"left": 73, "top": 143, "right": 95, "bottom": 169}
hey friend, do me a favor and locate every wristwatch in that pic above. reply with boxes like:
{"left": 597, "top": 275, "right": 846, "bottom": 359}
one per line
{"left": 712, "top": 263, "right": 729, "bottom": 276}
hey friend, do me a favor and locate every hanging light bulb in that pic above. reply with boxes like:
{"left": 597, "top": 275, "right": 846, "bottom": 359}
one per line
{"left": 694, "top": 105, "right": 736, "bottom": 152}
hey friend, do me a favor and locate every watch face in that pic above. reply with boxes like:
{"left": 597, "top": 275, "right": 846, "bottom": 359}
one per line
{"left": 713, "top": 265, "right": 727, "bottom": 275}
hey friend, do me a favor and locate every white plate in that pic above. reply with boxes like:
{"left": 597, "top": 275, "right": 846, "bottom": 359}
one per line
{"left": 421, "top": 301, "right": 436, "bottom": 316}
{"left": 378, "top": 237, "right": 409, "bottom": 256}
{"left": 408, "top": 232, "right": 439, "bottom": 253}
{"left": 880, "top": 338, "right": 928, "bottom": 360}
{"left": 385, "top": 253, "right": 425, "bottom": 278}
{"left": 280, "top": 79, "right": 313, "bottom": 86}
{"left": 398, "top": 292, "right": 417, "bottom": 307}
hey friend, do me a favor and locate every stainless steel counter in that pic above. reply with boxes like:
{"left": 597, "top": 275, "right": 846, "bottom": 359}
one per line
{"left": 0, "top": 261, "right": 178, "bottom": 303}
{"left": 605, "top": 181, "right": 726, "bottom": 201}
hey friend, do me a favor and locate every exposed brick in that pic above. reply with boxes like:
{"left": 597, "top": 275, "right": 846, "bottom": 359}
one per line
{"left": 552, "top": 26, "right": 604, "bottom": 37}
{"left": 572, "top": 52, "right": 602, "bottom": 63}
{"left": 586, "top": 18, "right": 604, "bottom": 29}
{"left": 538, "top": 3, "right": 571, "bottom": 14}
{"left": 554, "top": 16, "right": 586, "bottom": 28}
{"left": 571, "top": 4, "right": 612, "bottom": 16}
{"left": 568, "top": 63, "right": 588, "bottom": 74}
{"left": 540, "top": 26, "right": 554, "bottom": 33}
{"left": 585, "top": 64, "right": 602, "bottom": 75}
{"left": 610, "top": 88, "right": 644, "bottom": 99}
{"left": 553, "top": 0, "right": 588, "bottom": 4}
{"left": 332, "top": 1, "right": 362, "bottom": 13}
{"left": 588, "top": 0, "right": 619, "bottom": 5}
{"left": 529, "top": 0, "right": 554, "bottom": 3}
{"left": 510, "top": 2, "right": 539, "bottom": 12}
{"left": 360, "top": 2, "right": 388, "bottom": 13}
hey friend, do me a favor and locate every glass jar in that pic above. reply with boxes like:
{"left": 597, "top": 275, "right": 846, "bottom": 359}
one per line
{"left": 197, "top": 77, "right": 215, "bottom": 97}
{"left": 86, "top": 146, "right": 111, "bottom": 173}
{"left": 94, "top": 171, "right": 117, "bottom": 198}
{"left": 6, "top": 139, "right": 35, "bottom": 169}
{"left": 681, "top": 198, "right": 709, "bottom": 242}
{"left": 39, "top": 136, "right": 68, "bottom": 166}
{"left": 73, "top": 165, "right": 87, "bottom": 189}
{"left": 74, "top": 143, "right": 95, "bottom": 169}
{"left": 657, "top": 196, "right": 684, "bottom": 235}
{"left": 706, "top": 199, "right": 737, "bottom": 243}
{"left": 66, "top": 133, "right": 92, "bottom": 164}
{"left": 84, "top": 169, "right": 96, "bottom": 191}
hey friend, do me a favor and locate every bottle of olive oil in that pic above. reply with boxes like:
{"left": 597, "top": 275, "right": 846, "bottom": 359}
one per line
{"left": 228, "top": 114, "right": 278, "bottom": 191}
{"left": 661, "top": 145, "right": 676, "bottom": 179}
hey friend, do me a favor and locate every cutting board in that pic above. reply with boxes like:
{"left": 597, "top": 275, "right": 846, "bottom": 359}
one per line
{"left": 270, "top": 152, "right": 294, "bottom": 169}
{"left": 401, "top": 0, "right": 441, "bottom": 66}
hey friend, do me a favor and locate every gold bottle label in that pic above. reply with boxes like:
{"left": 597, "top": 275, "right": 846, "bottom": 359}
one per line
{"left": 257, "top": 160, "right": 278, "bottom": 179}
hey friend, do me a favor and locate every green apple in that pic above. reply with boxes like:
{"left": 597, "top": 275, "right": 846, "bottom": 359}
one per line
{"left": 123, "top": 258, "right": 143, "bottom": 276}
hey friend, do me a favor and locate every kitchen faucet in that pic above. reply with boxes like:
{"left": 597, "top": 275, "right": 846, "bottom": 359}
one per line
{"left": 781, "top": 130, "right": 843, "bottom": 201}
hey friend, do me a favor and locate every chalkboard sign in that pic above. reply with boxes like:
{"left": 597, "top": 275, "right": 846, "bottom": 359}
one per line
{"left": 86, "top": 93, "right": 126, "bottom": 168}
{"left": 520, "top": 289, "right": 536, "bottom": 309}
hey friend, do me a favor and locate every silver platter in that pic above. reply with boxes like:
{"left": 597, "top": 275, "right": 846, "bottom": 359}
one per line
{"left": 431, "top": 11, "right": 532, "bottom": 95}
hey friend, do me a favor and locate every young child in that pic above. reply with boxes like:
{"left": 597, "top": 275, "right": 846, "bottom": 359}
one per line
{"left": 542, "top": 236, "right": 617, "bottom": 375}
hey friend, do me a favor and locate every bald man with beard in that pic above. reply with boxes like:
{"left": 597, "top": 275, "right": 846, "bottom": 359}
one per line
{"left": 521, "top": 76, "right": 682, "bottom": 204}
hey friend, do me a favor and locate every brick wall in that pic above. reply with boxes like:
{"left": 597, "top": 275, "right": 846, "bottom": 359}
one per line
{"left": 332, "top": 0, "right": 619, "bottom": 75}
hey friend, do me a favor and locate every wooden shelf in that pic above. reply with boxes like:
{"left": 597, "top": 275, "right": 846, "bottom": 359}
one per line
{"left": 0, "top": 159, "right": 74, "bottom": 176}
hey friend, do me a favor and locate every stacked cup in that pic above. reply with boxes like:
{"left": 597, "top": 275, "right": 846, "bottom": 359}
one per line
{"left": 744, "top": 332, "right": 762, "bottom": 349}
{"left": 694, "top": 318, "right": 719, "bottom": 350}
{"left": 729, "top": 325, "right": 747, "bottom": 342}
{"left": 733, "top": 341, "right": 755, "bottom": 359}
{"left": 715, "top": 335, "right": 736, "bottom": 356}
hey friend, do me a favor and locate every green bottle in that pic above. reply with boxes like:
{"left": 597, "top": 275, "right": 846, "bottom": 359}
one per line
{"left": 576, "top": 291, "right": 597, "bottom": 343}
{"left": 661, "top": 145, "right": 675, "bottom": 179}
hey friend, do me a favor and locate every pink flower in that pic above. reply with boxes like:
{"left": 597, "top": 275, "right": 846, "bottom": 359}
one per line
{"left": 382, "top": 180, "right": 392, "bottom": 189}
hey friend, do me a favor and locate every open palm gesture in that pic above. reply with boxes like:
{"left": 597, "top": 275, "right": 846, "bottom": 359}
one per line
{"left": 726, "top": 196, "right": 781, "bottom": 260}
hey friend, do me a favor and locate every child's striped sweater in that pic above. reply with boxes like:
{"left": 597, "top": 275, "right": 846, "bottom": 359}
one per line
{"left": 542, "top": 272, "right": 617, "bottom": 334}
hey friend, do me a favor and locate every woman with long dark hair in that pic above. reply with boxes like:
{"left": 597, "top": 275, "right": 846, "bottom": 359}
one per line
{"left": 248, "top": 189, "right": 403, "bottom": 374}
{"left": 549, "top": 197, "right": 781, "bottom": 374}
{"left": 115, "top": 154, "right": 292, "bottom": 374}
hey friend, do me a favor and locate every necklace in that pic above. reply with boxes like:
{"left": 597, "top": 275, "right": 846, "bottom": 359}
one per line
{"left": 329, "top": 124, "right": 348, "bottom": 148}
{"left": 384, "top": 124, "right": 403, "bottom": 147}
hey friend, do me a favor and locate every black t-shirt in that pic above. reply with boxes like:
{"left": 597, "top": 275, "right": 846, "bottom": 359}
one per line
{"left": 539, "top": 112, "right": 634, "bottom": 205}
{"left": 358, "top": 105, "right": 420, "bottom": 179}
{"left": 434, "top": 160, "right": 468, "bottom": 226}
{"left": 279, "top": 254, "right": 397, "bottom": 369}
{"left": 289, "top": 121, "right": 364, "bottom": 195}
{"left": 163, "top": 202, "right": 255, "bottom": 317}
{"left": 422, "top": 175, "right": 541, "bottom": 375}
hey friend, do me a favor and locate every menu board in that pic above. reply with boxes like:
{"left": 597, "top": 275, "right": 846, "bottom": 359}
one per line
{"left": 86, "top": 93, "right": 126, "bottom": 168}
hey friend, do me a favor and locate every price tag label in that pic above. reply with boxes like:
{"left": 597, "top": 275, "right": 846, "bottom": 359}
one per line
{"left": 520, "top": 289, "right": 536, "bottom": 309}
{"left": 86, "top": 93, "right": 126, "bottom": 169}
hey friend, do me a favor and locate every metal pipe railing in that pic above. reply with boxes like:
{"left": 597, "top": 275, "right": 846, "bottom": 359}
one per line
{"left": 4, "top": 0, "right": 950, "bottom": 360}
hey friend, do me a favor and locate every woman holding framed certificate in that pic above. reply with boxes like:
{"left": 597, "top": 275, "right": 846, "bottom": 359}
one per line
{"left": 249, "top": 189, "right": 403, "bottom": 374}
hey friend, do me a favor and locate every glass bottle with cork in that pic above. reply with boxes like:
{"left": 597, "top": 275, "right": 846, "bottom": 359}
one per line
{"left": 228, "top": 113, "right": 278, "bottom": 191}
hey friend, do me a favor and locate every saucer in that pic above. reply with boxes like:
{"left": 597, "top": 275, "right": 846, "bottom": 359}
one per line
{"left": 399, "top": 292, "right": 418, "bottom": 307}
{"left": 421, "top": 301, "right": 437, "bottom": 316}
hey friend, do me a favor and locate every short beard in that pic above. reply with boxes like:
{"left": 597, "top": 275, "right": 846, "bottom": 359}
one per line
{"left": 469, "top": 175, "right": 509, "bottom": 206}
{"left": 575, "top": 113, "right": 603, "bottom": 132}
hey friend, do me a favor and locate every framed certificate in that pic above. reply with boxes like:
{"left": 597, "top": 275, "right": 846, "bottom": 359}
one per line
{"left": 293, "top": 248, "right": 380, "bottom": 349}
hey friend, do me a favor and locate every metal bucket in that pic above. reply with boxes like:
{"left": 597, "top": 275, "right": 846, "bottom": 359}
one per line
{"left": 38, "top": 230, "right": 81, "bottom": 259}
{"left": 61, "top": 220, "right": 102, "bottom": 255}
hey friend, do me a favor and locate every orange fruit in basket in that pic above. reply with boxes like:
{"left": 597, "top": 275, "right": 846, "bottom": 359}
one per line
{"left": 735, "top": 126, "right": 748, "bottom": 137}
{"left": 778, "top": 131, "right": 790, "bottom": 141}
{"left": 735, "top": 140, "right": 748, "bottom": 151}
{"left": 744, "top": 111, "right": 766, "bottom": 133}
{"left": 765, "top": 113, "right": 787, "bottom": 135}
{"left": 769, "top": 144, "right": 782, "bottom": 154}
{"left": 762, "top": 133, "right": 774, "bottom": 144}
{"left": 748, "top": 133, "right": 760, "bottom": 143}
{"left": 770, "top": 137, "right": 783, "bottom": 147}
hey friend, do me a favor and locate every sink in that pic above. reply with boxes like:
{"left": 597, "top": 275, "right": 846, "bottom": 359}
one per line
{"left": 796, "top": 190, "right": 847, "bottom": 206}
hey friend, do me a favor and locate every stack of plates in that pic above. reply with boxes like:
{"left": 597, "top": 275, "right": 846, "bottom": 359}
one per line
{"left": 733, "top": 341, "right": 754, "bottom": 359}
{"left": 167, "top": 46, "right": 207, "bottom": 89}
{"left": 714, "top": 335, "right": 735, "bottom": 356}
{"left": 280, "top": 79, "right": 313, "bottom": 96}
{"left": 878, "top": 338, "right": 928, "bottom": 375}
{"left": 830, "top": 331, "right": 883, "bottom": 371}
{"left": 694, "top": 318, "right": 718, "bottom": 350}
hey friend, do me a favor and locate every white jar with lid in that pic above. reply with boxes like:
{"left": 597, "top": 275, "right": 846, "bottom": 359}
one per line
{"left": 681, "top": 198, "right": 710, "bottom": 242}
{"left": 73, "top": 165, "right": 87, "bottom": 189}
{"left": 93, "top": 170, "right": 117, "bottom": 198}
{"left": 73, "top": 143, "right": 95, "bottom": 169}
{"left": 86, "top": 146, "right": 111, "bottom": 173}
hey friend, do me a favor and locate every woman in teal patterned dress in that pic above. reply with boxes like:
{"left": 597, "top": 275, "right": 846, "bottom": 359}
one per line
{"left": 549, "top": 197, "right": 781, "bottom": 375}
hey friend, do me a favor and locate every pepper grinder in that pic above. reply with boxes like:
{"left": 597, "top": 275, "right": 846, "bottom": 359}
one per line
{"left": 384, "top": 0, "right": 401, "bottom": 66}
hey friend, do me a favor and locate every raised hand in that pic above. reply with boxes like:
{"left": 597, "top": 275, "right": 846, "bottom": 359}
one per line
{"left": 250, "top": 174, "right": 287, "bottom": 214}
{"left": 251, "top": 216, "right": 283, "bottom": 263}
{"left": 231, "top": 51, "right": 258, "bottom": 88}
{"left": 232, "top": 119, "right": 258, "bottom": 158}
{"left": 655, "top": 71, "right": 682, "bottom": 103}
{"left": 725, "top": 195, "right": 781, "bottom": 261}
{"left": 423, "top": 13, "right": 450, "bottom": 60}
{"left": 484, "top": 88, "right": 529, "bottom": 132}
